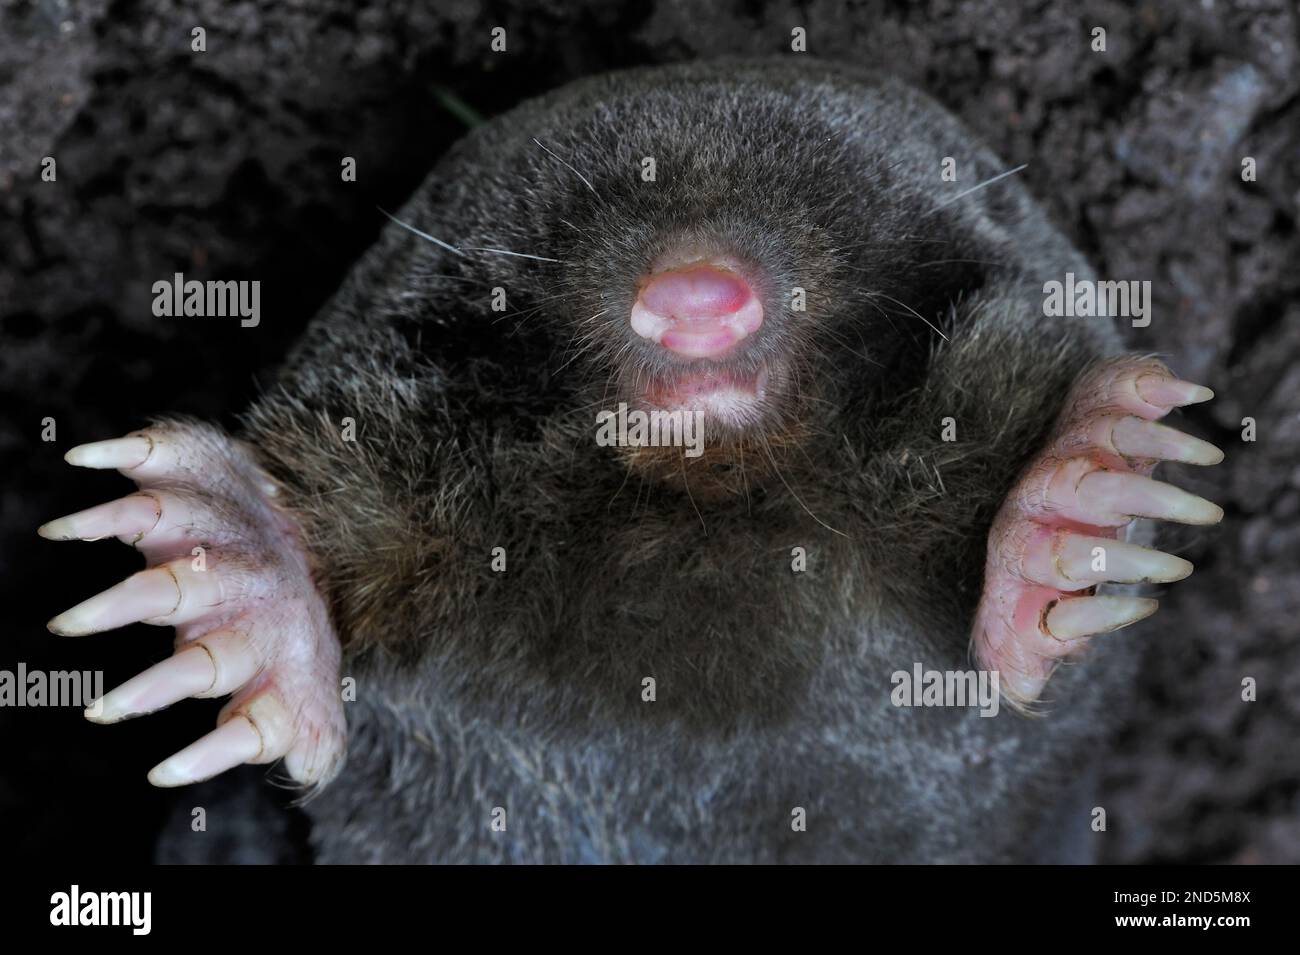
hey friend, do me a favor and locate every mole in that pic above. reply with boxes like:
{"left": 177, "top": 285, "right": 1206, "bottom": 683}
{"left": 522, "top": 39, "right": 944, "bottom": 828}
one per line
{"left": 40, "top": 59, "right": 1223, "bottom": 862}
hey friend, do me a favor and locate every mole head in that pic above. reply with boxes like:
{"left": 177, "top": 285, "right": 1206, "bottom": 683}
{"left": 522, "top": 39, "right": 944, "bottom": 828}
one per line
{"left": 516, "top": 64, "right": 985, "bottom": 488}
{"left": 540, "top": 122, "right": 849, "bottom": 454}
{"left": 525, "top": 79, "right": 883, "bottom": 472}
{"left": 550, "top": 116, "right": 855, "bottom": 470}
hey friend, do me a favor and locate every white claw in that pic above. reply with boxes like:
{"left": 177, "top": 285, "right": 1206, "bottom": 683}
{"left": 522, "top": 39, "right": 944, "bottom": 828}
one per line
{"left": 1050, "top": 535, "right": 1192, "bottom": 587}
{"left": 147, "top": 715, "right": 264, "bottom": 787}
{"left": 1077, "top": 470, "right": 1225, "bottom": 526}
{"left": 1043, "top": 595, "right": 1158, "bottom": 641}
{"left": 1135, "top": 375, "right": 1214, "bottom": 408}
{"left": 37, "top": 493, "right": 162, "bottom": 543}
{"left": 47, "top": 559, "right": 224, "bottom": 636}
{"left": 1110, "top": 417, "right": 1225, "bottom": 466}
{"left": 87, "top": 645, "right": 217, "bottom": 723}
{"left": 64, "top": 436, "right": 152, "bottom": 470}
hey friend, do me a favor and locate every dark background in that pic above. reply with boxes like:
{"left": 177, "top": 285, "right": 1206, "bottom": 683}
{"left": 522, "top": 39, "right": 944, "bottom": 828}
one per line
{"left": 2, "top": 0, "right": 1297, "bottom": 864}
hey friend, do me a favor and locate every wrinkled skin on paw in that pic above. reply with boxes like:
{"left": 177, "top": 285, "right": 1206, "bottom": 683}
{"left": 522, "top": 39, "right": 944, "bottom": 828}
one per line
{"left": 40, "top": 420, "right": 345, "bottom": 788}
{"left": 972, "top": 355, "right": 1224, "bottom": 704}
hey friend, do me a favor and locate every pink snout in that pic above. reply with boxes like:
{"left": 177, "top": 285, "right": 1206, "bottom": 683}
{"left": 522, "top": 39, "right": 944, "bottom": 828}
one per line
{"left": 630, "top": 264, "right": 764, "bottom": 359}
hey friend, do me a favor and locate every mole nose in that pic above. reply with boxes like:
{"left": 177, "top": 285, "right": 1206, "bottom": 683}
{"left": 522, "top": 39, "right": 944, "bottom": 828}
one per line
{"left": 630, "top": 264, "right": 764, "bottom": 359}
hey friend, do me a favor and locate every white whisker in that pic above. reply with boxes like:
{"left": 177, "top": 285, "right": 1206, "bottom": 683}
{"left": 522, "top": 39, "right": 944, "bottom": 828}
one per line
{"left": 378, "top": 207, "right": 464, "bottom": 256}
{"left": 465, "top": 247, "right": 565, "bottom": 263}
{"left": 533, "top": 138, "right": 598, "bottom": 197}
{"left": 932, "top": 163, "right": 1028, "bottom": 209}
{"left": 864, "top": 290, "right": 950, "bottom": 342}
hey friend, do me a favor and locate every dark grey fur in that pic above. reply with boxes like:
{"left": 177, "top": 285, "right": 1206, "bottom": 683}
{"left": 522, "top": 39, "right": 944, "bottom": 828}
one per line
{"left": 241, "top": 59, "right": 1137, "bottom": 863}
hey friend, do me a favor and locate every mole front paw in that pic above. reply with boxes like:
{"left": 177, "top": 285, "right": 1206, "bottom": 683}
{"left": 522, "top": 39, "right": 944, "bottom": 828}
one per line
{"left": 971, "top": 356, "right": 1224, "bottom": 706}
{"left": 40, "top": 420, "right": 345, "bottom": 789}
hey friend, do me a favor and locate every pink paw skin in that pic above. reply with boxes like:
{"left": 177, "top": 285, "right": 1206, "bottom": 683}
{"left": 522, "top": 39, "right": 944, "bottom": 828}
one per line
{"left": 972, "top": 356, "right": 1225, "bottom": 706}
{"left": 39, "top": 421, "right": 345, "bottom": 789}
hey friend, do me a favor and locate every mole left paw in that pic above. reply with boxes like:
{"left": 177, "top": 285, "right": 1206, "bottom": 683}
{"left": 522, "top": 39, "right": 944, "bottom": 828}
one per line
{"left": 40, "top": 421, "right": 345, "bottom": 789}
{"left": 971, "top": 356, "right": 1224, "bottom": 706}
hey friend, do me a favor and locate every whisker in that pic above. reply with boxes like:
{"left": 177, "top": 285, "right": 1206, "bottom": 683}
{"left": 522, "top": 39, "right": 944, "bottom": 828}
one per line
{"left": 533, "top": 138, "right": 599, "bottom": 197}
{"left": 377, "top": 207, "right": 464, "bottom": 256}
{"left": 760, "top": 435, "right": 848, "bottom": 539}
{"left": 555, "top": 332, "right": 604, "bottom": 375}
{"left": 863, "top": 289, "right": 950, "bottom": 342}
{"left": 909, "top": 257, "right": 1004, "bottom": 269}
{"left": 495, "top": 291, "right": 577, "bottom": 329}
{"left": 679, "top": 452, "right": 707, "bottom": 534}
{"left": 811, "top": 325, "right": 887, "bottom": 370}
{"left": 930, "top": 163, "right": 1028, "bottom": 210}
{"left": 554, "top": 311, "right": 612, "bottom": 375}
{"left": 464, "top": 247, "right": 565, "bottom": 264}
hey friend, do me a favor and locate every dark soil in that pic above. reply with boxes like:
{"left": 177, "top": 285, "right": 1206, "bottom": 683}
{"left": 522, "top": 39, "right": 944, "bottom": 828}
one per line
{"left": 2, "top": 0, "right": 1296, "bottom": 863}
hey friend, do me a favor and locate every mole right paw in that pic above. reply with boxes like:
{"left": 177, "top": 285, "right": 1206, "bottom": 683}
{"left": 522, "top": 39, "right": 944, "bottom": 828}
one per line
{"left": 971, "top": 356, "right": 1224, "bottom": 706}
{"left": 40, "top": 421, "right": 345, "bottom": 789}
